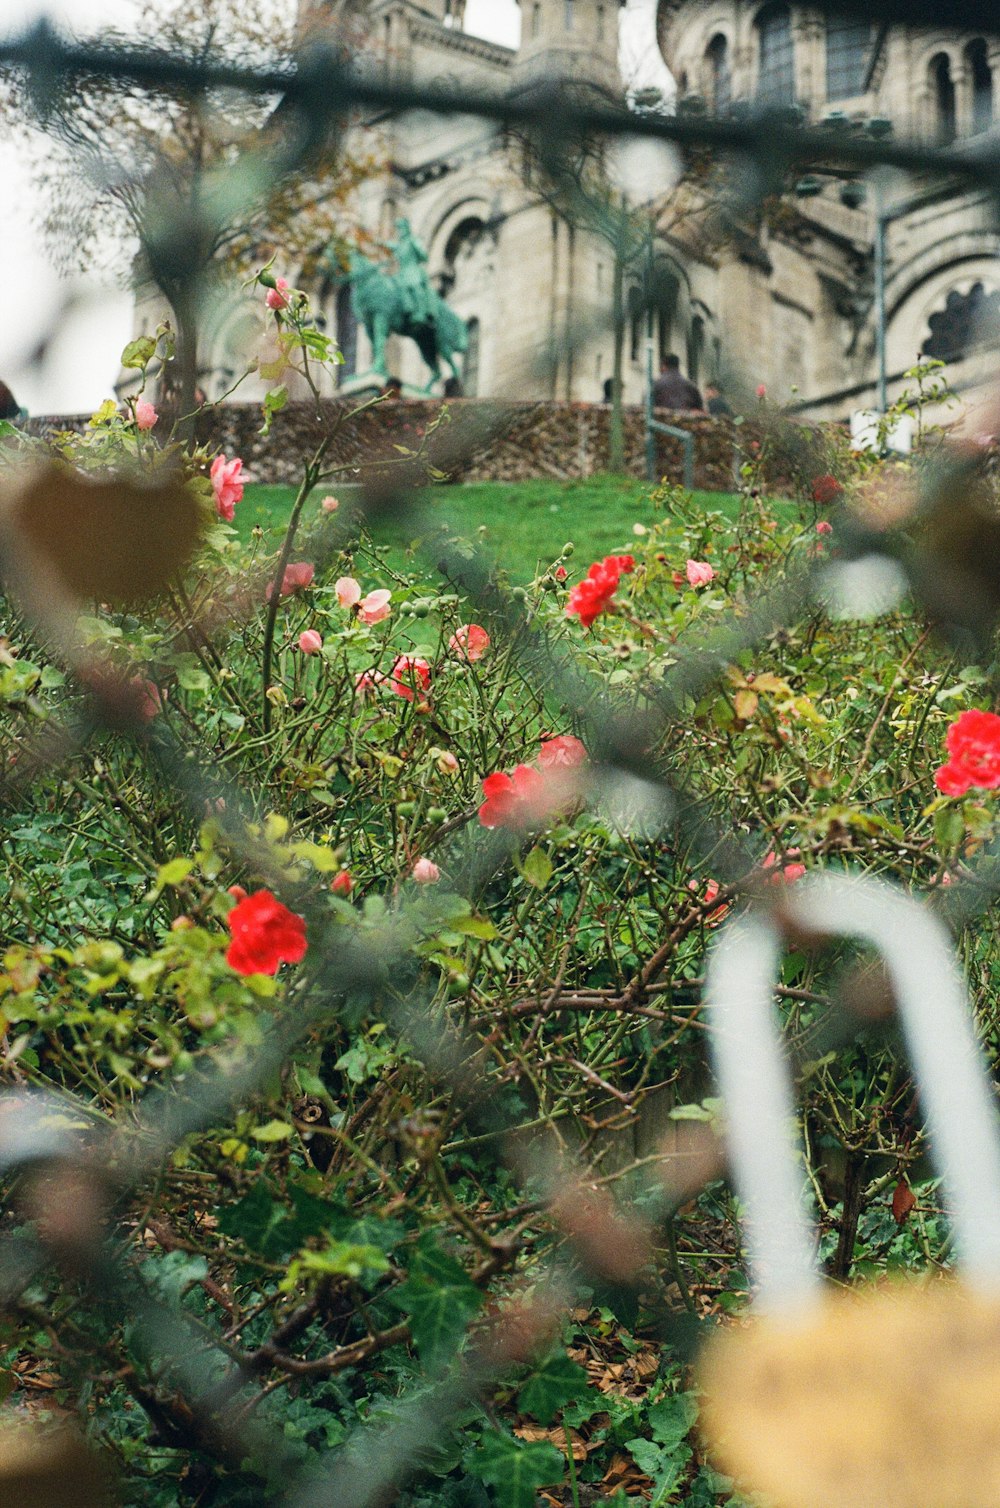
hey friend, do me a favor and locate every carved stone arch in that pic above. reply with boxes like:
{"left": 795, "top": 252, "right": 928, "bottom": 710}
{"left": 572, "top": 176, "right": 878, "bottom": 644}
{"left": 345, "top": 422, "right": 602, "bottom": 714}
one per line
{"left": 688, "top": 295, "right": 719, "bottom": 383}
{"left": 416, "top": 187, "right": 498, "bottom": 395}
{"left": 422, "top": 192, "right": 497, "bottom": 281}
{"left": 883, "top": 248, "right": 1000, "bottom": 374}
{"left": 657, "top": 2, "right": 740, "bottom": 85}
{"left": 883, "top": 232, "right": 1000, "bottom": 323}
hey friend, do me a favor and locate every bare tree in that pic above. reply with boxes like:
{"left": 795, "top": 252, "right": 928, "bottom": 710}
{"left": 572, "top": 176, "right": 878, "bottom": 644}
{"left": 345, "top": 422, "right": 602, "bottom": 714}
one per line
{"left": 4, "top": 0, "right": 376, "bottom": 427}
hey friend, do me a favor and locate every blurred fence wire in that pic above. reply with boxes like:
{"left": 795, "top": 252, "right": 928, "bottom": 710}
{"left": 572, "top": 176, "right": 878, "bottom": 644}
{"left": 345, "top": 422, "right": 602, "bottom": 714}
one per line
{"left": 2, "top": 4, "right": 1000, "bottom": 1503}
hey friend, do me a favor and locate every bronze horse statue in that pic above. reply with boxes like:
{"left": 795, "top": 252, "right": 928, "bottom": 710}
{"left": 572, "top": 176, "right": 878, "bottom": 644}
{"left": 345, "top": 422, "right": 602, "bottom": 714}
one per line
{"left": 344, "top": 248, "right": 468, "bottom": 390}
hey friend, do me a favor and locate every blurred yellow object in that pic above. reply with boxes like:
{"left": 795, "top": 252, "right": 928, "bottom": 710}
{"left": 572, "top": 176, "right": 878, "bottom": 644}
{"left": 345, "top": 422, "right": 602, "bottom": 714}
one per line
{"left": 0, "top": 1422, "right": 113, "bottom": 1506}
{"left": 699, "top": 1279, "right": 1000, "bottom": 1508}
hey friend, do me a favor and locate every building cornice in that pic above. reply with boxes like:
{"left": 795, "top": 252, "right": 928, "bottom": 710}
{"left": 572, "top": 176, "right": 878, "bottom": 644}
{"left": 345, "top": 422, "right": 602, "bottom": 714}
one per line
{"left": 409, "top": 18, "right": 514, "bottom": 66}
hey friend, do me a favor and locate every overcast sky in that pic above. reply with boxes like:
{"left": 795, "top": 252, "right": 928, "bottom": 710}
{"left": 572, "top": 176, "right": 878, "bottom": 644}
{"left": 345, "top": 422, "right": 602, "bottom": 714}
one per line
{"left": 0, "top": 0, "right": 667, "bottom": 414}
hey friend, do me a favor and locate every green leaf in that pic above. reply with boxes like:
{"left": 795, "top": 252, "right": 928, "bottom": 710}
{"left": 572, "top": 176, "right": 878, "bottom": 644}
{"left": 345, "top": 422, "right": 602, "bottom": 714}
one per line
{"left": 251, "top": 1119, "right": 294, "bottom": 1143}
{"left": 647, "top": 1393, "right": 698, "bottom": 1450}
{"left": 261, "top": 384, "right": 289, "bottom": 436}
{"left": 155, "top": 858, "right": 194, "bottom": 888}
{"left": 451, "top": 914, "right": 498, "bottom": 940}
{"left": 517, "top": 1349, "right": 589, "bottom": 1424}
{"left": 626, "top": 1438, "right": 665, "bottom": 1478}
{"left": 121, "top": 335, "right": 157, "bottom": 369}
{"left": 177, "top": 665, "right": 211, "bottom": 694}
{"left": 521, "top": 846, "right": 553, "bottom": 890}
{"left": 934, "top": 806, "right": 965, "bottom": 850}
{"left": 472, "top": 1431, "right": 562, "bottom": 1508}
{"left": 391, "top": 1236, "right": 481, "bottom": 1369}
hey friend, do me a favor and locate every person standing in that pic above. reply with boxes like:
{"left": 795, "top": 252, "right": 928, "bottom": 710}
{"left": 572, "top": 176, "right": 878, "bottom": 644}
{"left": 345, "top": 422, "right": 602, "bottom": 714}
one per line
{"left": 705, "top": 382, "right": 734, "bottom": 416}
{"left": 0, "top": 380, "right": 23, "bottom": 422}
{"left": 652, "top": 353, "right": 703, "bottom": 411}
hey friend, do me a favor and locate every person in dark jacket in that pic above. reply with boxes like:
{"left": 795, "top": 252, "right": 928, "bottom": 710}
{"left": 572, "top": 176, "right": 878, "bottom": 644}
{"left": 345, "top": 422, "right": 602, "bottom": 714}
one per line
{"left": 652, "top": 353, "right": 703, "bottom": 411}
{"left": 0, "top": 381, "right": 22, "bottom": 422}
{"left": 705, "top": 382, "right": 734, "bottom": 416}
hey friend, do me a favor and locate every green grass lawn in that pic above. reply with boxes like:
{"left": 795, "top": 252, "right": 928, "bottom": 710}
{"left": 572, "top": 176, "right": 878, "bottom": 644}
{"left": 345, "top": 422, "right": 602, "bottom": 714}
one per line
{"left": 240, "top": 475, "right": 758, "bottom": 581}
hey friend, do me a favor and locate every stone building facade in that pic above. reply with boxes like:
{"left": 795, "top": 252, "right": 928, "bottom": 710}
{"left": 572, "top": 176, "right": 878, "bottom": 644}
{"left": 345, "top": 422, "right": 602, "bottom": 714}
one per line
{"left": 140, "top": 0, "right": 1000, "bottom": 420}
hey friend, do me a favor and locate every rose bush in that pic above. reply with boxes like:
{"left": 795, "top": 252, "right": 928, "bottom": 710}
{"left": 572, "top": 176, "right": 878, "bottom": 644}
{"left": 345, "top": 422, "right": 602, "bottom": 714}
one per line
{"left": 0, "top": 308, "right": 988, "bottom": 1506}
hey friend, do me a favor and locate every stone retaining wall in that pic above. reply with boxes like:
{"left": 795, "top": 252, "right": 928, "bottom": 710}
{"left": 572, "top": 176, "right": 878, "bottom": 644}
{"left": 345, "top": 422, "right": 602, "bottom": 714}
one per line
{"left": 30, "top": 399, "right": 837, "bottom": 495}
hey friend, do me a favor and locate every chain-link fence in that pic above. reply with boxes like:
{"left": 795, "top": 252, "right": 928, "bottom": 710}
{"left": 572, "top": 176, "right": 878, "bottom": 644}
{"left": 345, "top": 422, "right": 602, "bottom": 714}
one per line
{"left": 2, "top": 5, "right": 1000, "bottom": 1504}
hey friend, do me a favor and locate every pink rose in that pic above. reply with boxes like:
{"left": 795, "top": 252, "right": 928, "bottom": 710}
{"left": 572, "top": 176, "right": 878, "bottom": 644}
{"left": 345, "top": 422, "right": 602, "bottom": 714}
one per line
{"left": 412, "top": 858, "right": 441, "bottom": 884}
{"left": 336, "top": 576, "right": 362, "bottom": 609}
{"left": 130, "top": 676, "right": 163, "bottom": 721}
{"left": 449, "top": 623, "right": 490, "bottom": 662}
{"left": 354, "top": 669, "right": 387, "bottom": 696}
{"left": 321, "top": 495, "right": 340, "bottom": 512}
{"left": 266, "top": 277, "right": 290, "bottom": 311}
{"left": 436, "top": 750, "right": 460, "bottom": 775}
{"left": 686, "top": 559, "right": 715, "bottom": 588}
{"left": 538, "top": 734, "right": 587, "bottom": 769}
{"left": 555, "top": 565, "right": 568, "bottom": 582}
{"left": 358, "top": 589, "right": 392, "bottom": 625}
{"left": 756, "top": 384, "right": 767, "bottom": 400}
{"left": 298, "top": 630, "right": 323, "bottom": 654}
{"left": 211, "top": 455, "right": 244, "bottom": 521}
{"left": 762, "top": 849, "right": 806, "bottom": 884}
{"left": 815, "top": 521, "right": 833, "bottom": 536}
{"left": 390, "top": 655, "right": 431, "bottom": 702}
{"left": 135, "top": 399, "right": 158, "bottom": 431}
{"left": 267, "top": 561, "right": 314, "bottom": 600}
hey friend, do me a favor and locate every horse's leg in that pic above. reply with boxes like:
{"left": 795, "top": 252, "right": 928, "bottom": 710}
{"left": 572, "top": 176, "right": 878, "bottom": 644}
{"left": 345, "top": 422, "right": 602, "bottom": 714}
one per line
{"left": 371, "top": 315, "right": 389, "bottom": 379}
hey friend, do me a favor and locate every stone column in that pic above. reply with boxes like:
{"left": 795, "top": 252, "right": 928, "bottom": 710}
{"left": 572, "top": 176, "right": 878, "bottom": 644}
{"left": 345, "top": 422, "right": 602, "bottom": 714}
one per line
{"left": 793, "top": 16, "right": 825, "bottom": 118}
{"left": 989, "top": 46, "right": 1000, "bottom": 124}
{"left": 953, "top": 63, "right": 972, "bottom": 138}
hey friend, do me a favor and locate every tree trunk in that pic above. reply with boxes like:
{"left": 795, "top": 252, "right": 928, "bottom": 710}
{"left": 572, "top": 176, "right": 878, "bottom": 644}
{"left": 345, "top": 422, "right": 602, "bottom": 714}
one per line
{"left": 609, "top": 246, "right": 626, "bottom": 475}
{"left": 175, "top": 295, "right": 200, "bottom": 453}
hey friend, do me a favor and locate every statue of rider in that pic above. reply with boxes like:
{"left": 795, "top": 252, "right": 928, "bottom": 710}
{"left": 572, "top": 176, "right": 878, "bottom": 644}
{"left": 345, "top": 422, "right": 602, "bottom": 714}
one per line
{"left": 390, "top": 218, "right": 435, "bottom": 327}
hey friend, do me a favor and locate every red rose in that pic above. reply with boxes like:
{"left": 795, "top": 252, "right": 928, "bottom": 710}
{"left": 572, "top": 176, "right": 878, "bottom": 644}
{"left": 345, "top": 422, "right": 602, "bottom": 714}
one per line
{"left": 566, "top": 558, "right": 621, "bottom": 628}
{"left": 478, "top": 764, "right": 548, "bottom": 829}
{"left": 226, "top": 889, "right": 307, "bottom": 976}
{"left": 935, "top": 709, "right": 1000, "bottom": 797}
{"left": 811, "top": 474, "right": 843, "bottom": 506}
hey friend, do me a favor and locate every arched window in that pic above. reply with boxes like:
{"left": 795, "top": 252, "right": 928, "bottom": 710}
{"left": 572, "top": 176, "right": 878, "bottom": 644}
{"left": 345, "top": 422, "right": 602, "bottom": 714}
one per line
{"left": 564, "top": 0, "right": 574, "bottom": 32}
{"left": 931, "top": 53, "right": 956, "bottom": 143}
{"left": 628, "top": 284, "right": 644, "bottom": 362}
{"left": 464, "top": 318, "right": 481, "bottom": 397}
{"left": 706, "top": 34, "right": 732, "bottom": 114}
{"left": 968, "top": 39, "right": 993, "bottom": 135}
{"left": 335, "top": 285, "right": 358, "bottom": 384}
{"left": 923, "top": 283, "right": 1000, "bottom": 362}
{"left": 688, "top": 315, "right": 706, "bottom": 386}
{"left": 826, "top": 17, "right": 872, "bottom": 100}
{"left": 756, "top": 4, "right": 795, "bottom": 106}
{"left": 650, "top": 262, "right": 680, "bottom": 367}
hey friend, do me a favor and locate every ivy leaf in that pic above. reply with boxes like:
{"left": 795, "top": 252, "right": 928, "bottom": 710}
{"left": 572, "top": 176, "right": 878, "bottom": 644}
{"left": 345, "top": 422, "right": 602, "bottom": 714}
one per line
{"left": 520, "top": 846, "right": 552, "bottom": 890}
{"left": 516, "top": 1349, "right": 589, "bottom": 1424}
{"left": 391, "top": 1236, "right": 481, "bottom": 1370}
{"left": 472, "top": 1430, "right": 562, "bottom": 1508}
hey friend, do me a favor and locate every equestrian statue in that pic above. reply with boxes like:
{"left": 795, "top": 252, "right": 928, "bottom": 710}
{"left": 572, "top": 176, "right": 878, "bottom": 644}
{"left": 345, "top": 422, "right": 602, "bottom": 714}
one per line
{"left": 328, "top": 219, "right": 468, "bottom": 391}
